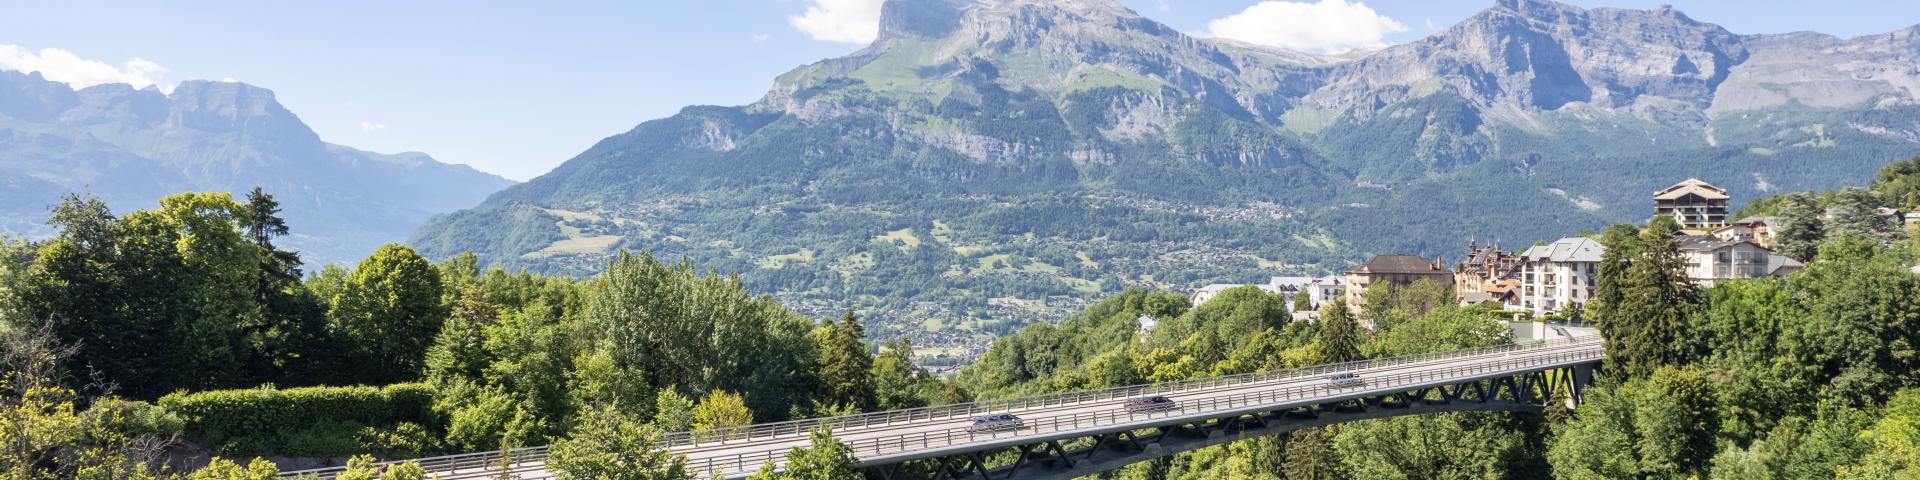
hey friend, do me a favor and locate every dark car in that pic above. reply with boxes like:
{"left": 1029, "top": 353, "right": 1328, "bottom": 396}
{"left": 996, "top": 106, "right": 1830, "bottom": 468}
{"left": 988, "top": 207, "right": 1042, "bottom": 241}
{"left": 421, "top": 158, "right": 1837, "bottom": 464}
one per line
{"left": 1123, "top": 396, "right": 1179, "bottom": 413}
{"left": 966, "top": 414, "right": 1023, "bottom": 432}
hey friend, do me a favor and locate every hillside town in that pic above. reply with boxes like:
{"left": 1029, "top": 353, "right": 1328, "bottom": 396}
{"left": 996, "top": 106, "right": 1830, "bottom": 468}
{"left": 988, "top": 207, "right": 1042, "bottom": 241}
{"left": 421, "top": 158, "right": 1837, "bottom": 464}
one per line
{"left": 1189, "top": 178, "right": 1916, "bottom": 326}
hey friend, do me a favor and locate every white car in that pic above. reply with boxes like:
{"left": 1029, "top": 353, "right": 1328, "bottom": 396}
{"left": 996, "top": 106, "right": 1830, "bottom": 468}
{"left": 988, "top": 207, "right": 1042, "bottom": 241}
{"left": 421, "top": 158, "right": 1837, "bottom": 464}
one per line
{"left": 1327, "top": 372, "right": 1365, "bottom": 388}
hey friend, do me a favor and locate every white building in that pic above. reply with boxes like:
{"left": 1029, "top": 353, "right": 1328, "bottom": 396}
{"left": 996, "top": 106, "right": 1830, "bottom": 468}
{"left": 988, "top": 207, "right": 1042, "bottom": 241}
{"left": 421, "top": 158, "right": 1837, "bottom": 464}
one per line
{"left": 1190, "top": 276, "right": 1317, "bottom": 306}
{"left": 1677, "top": 236, "right": 1801, "bottom": 287}
{"left": 1304, "top": 275, "right": 1345, "bottom": 311}
{"left": 1516, "top": 237, "right": 1604, "bottom": 315}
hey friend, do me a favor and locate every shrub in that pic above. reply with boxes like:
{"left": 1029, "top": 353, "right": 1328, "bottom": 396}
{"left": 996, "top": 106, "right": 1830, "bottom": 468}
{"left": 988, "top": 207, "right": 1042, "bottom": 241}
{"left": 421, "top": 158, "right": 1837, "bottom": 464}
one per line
{"left": 158, "top": 383, "right": 442, "bottom": 457}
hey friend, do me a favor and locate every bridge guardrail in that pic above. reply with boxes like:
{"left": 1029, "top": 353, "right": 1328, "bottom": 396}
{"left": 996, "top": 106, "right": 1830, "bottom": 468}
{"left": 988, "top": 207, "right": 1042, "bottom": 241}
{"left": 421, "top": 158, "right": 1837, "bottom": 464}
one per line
{"left": 280, "top": 336, "right": 1601, "bottom": 478}
{"left": 686, "top": 346, "right": 1603, "bottom": 477}
{"left": 660, "top": 336, "right": 1600, "bottom": 447}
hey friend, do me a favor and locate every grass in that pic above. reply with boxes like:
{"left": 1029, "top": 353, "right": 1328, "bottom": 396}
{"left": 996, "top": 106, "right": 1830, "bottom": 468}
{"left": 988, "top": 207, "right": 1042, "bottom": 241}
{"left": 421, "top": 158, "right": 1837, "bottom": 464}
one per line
{"left": 523, "top": 235, "right": 623, "bottom": 259}
{"left": 875, "top": 228, "right": 922, "bottom": 248}
{"left": 759, "top": 249, "right": 815, "bottom": 268}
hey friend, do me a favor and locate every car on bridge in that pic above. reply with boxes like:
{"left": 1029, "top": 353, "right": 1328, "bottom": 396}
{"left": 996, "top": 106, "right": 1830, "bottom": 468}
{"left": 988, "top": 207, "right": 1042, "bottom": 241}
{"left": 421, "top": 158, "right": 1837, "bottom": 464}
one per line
{"left": 1327, "top": 372, "right": 1365, "bottom": 388}
{"left": 1123, "top": 396, "right": 1179, "bottom": 413}
{"left": 966, "top": 414, "right": 1024, "bottom": 433}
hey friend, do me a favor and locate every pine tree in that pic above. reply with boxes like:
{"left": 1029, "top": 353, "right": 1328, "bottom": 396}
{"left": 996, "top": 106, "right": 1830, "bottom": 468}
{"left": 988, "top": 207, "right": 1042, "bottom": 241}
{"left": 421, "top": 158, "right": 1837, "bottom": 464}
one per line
{"left": 1610, "top": 217, "right": 1698, "bottom": 378}
{"left": 1283, "top": 426, "right": 1348, "bottom": 480}
{"left": 1829, "top": 187, "right": 1903, "bottom": 244}
{"left": 812, "top": 311, "right": 876, "bottom": 411}
{"left": 1772, "top": 192, "right": 1825, "bottom": 262}
{"left": 1293, "top": 290, "right": 1313, "bottom": 312}
{"left": 1591, "top": 223, "right": 1641, "bottom": 369}
{"left": 1317, "top": 301, "right": 1363, "bottom": 364}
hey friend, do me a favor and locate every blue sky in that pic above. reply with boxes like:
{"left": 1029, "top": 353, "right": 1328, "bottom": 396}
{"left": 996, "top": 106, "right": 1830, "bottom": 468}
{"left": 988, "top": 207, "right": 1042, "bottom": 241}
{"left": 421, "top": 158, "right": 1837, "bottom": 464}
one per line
{"left": 4, "top": 0, "right": 1917, "bottom": 180}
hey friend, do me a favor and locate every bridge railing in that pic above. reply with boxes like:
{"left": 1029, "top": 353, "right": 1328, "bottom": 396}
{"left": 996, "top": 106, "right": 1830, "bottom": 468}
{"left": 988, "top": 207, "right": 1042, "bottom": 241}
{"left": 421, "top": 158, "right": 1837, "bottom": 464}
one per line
{"left": 686, "top": 345, "right": 1603, "bottom": 477}
{"left": 278, "top": 336, "right": 1601, "bottom": 478}
{"left": 659, "top": 336, "right": 1600, "bottom": 447}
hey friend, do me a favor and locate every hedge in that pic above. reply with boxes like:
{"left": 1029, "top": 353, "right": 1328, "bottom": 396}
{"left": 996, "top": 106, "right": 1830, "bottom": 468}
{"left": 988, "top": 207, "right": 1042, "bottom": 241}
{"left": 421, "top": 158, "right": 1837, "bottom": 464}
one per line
{"left": 158, "top": 383, "right": 442, "bottom": 457}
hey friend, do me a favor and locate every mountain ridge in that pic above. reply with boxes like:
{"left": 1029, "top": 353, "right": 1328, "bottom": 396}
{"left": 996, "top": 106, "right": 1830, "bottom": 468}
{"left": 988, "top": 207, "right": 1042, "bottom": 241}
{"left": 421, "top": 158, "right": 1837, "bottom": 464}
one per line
{"left": 0, "top": 70, "right": 516, "bottom": 264}
{"left": 414, "top": 0, "right": 1919, "bottom": 344}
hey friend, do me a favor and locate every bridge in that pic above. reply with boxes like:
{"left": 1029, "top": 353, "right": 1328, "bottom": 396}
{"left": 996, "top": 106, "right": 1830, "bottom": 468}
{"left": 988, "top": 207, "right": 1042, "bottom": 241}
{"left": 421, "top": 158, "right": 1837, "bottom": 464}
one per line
{"left": 283, "top": 333, "right": 1602, "bottom": 479}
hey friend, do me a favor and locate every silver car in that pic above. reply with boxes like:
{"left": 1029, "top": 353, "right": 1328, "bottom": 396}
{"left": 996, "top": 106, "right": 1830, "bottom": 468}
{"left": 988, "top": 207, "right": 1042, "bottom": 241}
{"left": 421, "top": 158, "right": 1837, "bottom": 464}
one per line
{"left": 966, "top": 414, "right": 1023, "bottom": 433}
{"left": 1327, "top": 372, "right": 1365, "bottom": 388}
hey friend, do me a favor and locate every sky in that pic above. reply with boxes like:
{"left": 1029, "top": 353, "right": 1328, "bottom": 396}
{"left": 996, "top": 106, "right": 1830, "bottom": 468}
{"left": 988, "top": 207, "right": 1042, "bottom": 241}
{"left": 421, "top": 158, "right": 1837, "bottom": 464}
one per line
{"left": 3, "top": 0, "right": 1917, "bottom": 181}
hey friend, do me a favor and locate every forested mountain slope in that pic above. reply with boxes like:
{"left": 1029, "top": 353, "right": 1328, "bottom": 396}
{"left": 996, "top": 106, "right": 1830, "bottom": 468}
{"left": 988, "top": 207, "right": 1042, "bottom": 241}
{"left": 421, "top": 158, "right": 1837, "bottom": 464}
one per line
{"left": 412, "top": 0, "right": 1920, "bottom": 340}
{"left": 0, "top": 70, "right": 516, "bottom": 264}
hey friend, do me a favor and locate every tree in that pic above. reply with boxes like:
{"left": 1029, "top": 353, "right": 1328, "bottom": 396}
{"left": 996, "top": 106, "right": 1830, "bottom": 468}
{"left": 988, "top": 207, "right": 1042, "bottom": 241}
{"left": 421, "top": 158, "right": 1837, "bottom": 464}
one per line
{"left": 812, "top": 311, "right": 876, "bottom": 411}
{"left": 1317, "top": 301, "right": 1363, "bottom": 364}
{"left": 1829, "top": 187, "right": 1904, "bottom": 243}
{"left": 871, "top": 339, "right": 927, "bottom": 411}
{"left": 186, "top": 457, "right": 280, "bottom": 479}
{"left": 653, "top": 388, "right": 695, "bottom": 432}
{"left": 1836, "top": 389, "right": 1920, "bottom": 479}
{"left": 1872, "top": 156, "right": 1920, "bottom": 210}
{"left": 1293, "top": 290, "right": 1313, "bottom": 313}
{"left": 1591, "top": 223, "right": 1641, "bottom": 371}
{"left": 746, "top": 427, "right": 861, "bottom": 480}
{"left": 693, "top": 389, "right": 753, "bottom": 432}
{"left": 425, "top": 286, "right": 501, "bottom": 383}
{"left": 1284, "top": 426, "right": 1347, "bottom": 480}
{"left": 1548, "top": 366, "right": 1719, "bottom": 479}
{"left": 1773, "top": 192, "right": 1826, "bottom": 262}
{"left": 329, "top": 243, "right": 445, "bottom": 383}
{"left": 549, "top": 406, "right": 688, "bottom": 480}
{"left": 1609, "top": 217, "right": 1698, "bottom": 378}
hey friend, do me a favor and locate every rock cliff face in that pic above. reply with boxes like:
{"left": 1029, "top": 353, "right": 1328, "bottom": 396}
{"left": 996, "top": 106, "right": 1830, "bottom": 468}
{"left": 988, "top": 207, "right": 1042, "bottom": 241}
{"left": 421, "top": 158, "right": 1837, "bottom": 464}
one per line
{"left": 0, "top": 71, "right": 516, "bottom": 264}
{"left": 411, "top": 0, "right": 1920, "bottom": 336}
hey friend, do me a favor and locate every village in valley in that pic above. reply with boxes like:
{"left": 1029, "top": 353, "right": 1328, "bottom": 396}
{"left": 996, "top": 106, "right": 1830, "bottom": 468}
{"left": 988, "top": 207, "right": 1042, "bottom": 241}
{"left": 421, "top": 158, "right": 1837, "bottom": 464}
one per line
{"left": 1183, "top": 179, "right": 1920, "bottom": 334}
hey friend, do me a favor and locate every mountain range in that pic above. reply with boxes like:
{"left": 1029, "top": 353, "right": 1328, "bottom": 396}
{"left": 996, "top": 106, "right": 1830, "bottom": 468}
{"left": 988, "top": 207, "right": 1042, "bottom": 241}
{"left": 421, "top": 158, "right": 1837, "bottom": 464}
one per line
{"left": 0, "top": 70, "right": 515, "bottom": 264}
{"left": 404, "top": 0, "right": 1920, "bottom": 341}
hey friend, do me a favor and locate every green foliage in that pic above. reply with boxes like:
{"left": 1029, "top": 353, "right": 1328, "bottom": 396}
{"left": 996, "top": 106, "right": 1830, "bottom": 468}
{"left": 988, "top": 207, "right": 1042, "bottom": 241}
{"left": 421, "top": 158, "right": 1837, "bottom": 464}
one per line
{"left": 812, "top": 311, "right": 876, "bottom": 411}
{"left": 1836, "top": 389, "right": 1920, "bottom": 479}
{"left": 745, "top": 427, "right": 861, "bottom": 480}
{"left": 1334, "top": 413, "right": 1534, "bottom": 480}
{"left": 652, "top": 388, "right": 695, "bottom": 432}
{"left": 18, "top": 193, "right": 335, "bottom": 398}
{"left": 157, "top": 383, "right": 439, "bottom": 457}
{"left": 1283, "top": 426, "right": 1347, "bottom": 480}
{"left": 692, "top": 389, "right": 752, "bottom": 432}
{"left": 329, "top": 243, "right": 446, "bottom": 384}
{"left": 1874, "top": 156, "right": 1920, "bottom": 210}
{"left": 1316, "top": 301, "right": 1363, "bottom": 364}
{"left": 1548, "top": 366, "right": 1720, "bottom": 479}
{"left": 186, "top": 457, "right": 281, "bottom": 480}
{"left": 549, "top": 406, "right": 688, "bottom": 480}
{"left": 585, "top": 251, "right": 819, "bottom": 420}
{"left": 1773, "top": 192, "right": 1826, "bottom": 262}
{"left": 1604, "top": 217, "right": 1699, "bottom": 378}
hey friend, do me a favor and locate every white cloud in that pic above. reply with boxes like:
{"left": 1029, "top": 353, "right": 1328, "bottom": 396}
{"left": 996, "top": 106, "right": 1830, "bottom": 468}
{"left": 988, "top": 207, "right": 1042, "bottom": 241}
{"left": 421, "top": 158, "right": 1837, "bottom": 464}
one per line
{"left": 752, "top": 33, "right": 771, "bottom": 43}
{"left": 220, "top": 76, "right": 239, "bottom": 83}
{"left": 1425, "top": 17, "right": 1437, "bottom": 31}
{"left": 1204, "top": 0, "right": 1408, "bottom": 54}
{"left": 1158, "top": 0, "right": 1172, "bottom": 13}
{"left": 788, "top": 0, "right": 885, "bottom": 44}
{"left": 0, "top": 44, "right": 168, "bottom": 89}
{"left": 359, "top": 121, "right": 386, "bottom": 132}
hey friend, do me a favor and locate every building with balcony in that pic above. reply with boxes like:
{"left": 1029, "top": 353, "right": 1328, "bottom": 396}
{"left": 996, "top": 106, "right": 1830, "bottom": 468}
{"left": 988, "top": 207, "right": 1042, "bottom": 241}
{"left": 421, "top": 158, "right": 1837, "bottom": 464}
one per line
{"left": 1678, "top": 236, "right": 1801, "bottom": 287}
{"left": 1515, "top": 237, "right": 1604, "bottom": 315}
{"left": 1454, "top": 241, "right": 1521, "bottom": 305}
{"left": 1345, "top": 255, "right": 1450, "bottom": 318}
{"left": 1654, "top": 178, "right": 1730, "bottom": 229}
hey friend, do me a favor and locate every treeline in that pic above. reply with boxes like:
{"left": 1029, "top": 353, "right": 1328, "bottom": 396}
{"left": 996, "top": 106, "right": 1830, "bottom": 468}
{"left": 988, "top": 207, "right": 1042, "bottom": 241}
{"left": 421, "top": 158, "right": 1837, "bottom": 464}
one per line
{"left": 0, "top": 190, "right": 963, "bottom": 478}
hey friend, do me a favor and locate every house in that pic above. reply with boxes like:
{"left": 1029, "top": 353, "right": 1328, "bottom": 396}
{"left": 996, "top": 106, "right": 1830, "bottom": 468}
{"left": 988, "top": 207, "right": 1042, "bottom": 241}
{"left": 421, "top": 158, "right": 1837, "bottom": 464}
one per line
{"left": 1305, "top": 275, "right": 1345, "bottom": 311}
{"left": 1712, "top": 216, "right": 1778, "bottom": 248}
{"left": 1454, "top": 241, "right": 1522, "bottom": 304}
{"left": 1678, "top": 236, "right": 1800, "bottom": 287}
{"left": 1189, "top": 276, "right": 1315, "bottom": 306}
{"left": 1345, "top": 254, "right": 1450, "bottom": 315}
{"left": 1515, "top": 237, "right": 1605, "bottom": 315}
{"left": 1654, "top": 178, "right": 1730, "bottom": 229}
{"left": 1135, "top": 314, "right": 1159, "bottom": 339}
